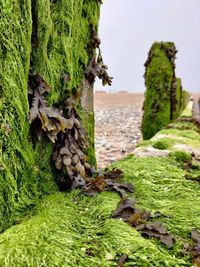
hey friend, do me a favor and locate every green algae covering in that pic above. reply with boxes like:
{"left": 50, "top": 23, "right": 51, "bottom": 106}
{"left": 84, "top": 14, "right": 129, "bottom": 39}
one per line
{"left": 173, "top": 77, "right": 182, "bottom": 119}
{"left": 142, "top": 42, "right": 188, "bottom": 140}
{"left": 1, "top": 2, "right": 200, "bottom": 267}
{"left": 0, "top": 152, "right": 200, "bottom": 266}
{"left": 0, "top": 108, "right": 200, "bottom": 265}
{"left": 0, "top": 0, "right": 100, "bottom": 232}
{"left": 0, "top": 0, "right": 51, "bottom": 233}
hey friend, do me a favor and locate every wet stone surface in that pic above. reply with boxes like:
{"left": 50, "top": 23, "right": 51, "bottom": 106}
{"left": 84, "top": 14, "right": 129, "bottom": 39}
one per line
{"left": 94, "top": 93, "right": 144, "bottom": 168}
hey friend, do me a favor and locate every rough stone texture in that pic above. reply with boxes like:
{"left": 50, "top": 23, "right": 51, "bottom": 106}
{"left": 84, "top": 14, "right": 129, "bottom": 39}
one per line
{"left": 81, "top": 78, "right": 94, "bottom": 112}
{"left": 173, "top": 144, "right": 200, "bottom": 158}
{"left": 133, "top": 146, "right": 169, "bottom": 158}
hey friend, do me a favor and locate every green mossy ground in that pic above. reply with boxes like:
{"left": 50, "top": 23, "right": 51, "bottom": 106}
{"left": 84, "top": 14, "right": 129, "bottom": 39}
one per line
{"left": 0, "top": 0, "right": 99, "bottom": 232}
{"left": 139, "top": 101, "right": 200, "bottom": 152}
{"left": 138, "top": 125, "right": 200, "bottom": 151}
{"left": 137, "top": 126, "right": 200, "bottom": 151}
{"left": 0, "top": 155, "right": 200, "bottom": 266}
{"left": 1, "top": 3, "right": 200, "bottom": 267}
{"left": 0, "top": 112, "right": 200, "bottom": 266}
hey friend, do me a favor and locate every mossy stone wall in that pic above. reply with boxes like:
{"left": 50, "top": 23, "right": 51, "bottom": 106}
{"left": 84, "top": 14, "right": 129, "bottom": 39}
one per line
{"left": 142, "top": 42, "right": 187, "bottom": 140}
{"left": 0, "top": 0, "right": 100, "bottom": 232}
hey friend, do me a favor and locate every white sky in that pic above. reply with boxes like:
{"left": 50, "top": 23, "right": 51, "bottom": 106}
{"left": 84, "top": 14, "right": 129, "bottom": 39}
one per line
{"left": 95, "top": 0, "right": 200, "bottom": 93}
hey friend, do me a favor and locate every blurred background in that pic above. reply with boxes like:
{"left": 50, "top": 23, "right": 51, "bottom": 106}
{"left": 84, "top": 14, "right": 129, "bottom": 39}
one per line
{"left": 94, "top": 0, "right": 200, "bottom": 168}
{"left": 95, "top": 0, "right": 200, "bottom": 93}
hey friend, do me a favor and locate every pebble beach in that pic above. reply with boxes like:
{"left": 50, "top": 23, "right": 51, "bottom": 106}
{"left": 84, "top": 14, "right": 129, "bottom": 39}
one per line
{"left": 94, "top": 92, "right": 144, "bottom": 168}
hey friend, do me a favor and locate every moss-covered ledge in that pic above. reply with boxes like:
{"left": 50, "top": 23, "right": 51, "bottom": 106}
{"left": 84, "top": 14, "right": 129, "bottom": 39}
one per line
{"left": 0, "top": 102, "right": 200, "bottom": 266}
{"left": 136, "top": 100, "right": 199, "bottom": 157}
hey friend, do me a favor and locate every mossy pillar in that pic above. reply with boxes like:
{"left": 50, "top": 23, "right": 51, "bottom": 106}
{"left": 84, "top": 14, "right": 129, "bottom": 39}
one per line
{"left": 142, "top": 42, "right": 179, "bottom": 140}
{"left": 0, "top": 0, "right": 100, "bottom": 232}
{"left": 173, "top": 77, "right": 183, "bottom": 119}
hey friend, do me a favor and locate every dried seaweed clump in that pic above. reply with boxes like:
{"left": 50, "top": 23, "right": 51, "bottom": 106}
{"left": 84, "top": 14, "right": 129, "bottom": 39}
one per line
{"left": 96, "top": 0, "right": 103, "bottom": 5}
{"left": 52, "top": 98, "right": 91, "bottom": 188}
{"left": 113, "top": 198, "right": 174, "bottom": 248}
{"left": 191, "top": 228, "right": 200, "bottom": 266}
{"left": 28, "top": 75, "right": 92, "bottom": 189}
{"left": 88, "top": 25, "right": 101, "bottom": 53}
{"left": 183, "top": 228, "right": 200, "bottom": 266}
{"left": 85, "top": 49, "right": 113, "bottom": 86}
{"left": 86, "top": 22, "right": 112, "bottom": 86}
{"left": 82, "top": 168, "right": 134, "bottom": 198}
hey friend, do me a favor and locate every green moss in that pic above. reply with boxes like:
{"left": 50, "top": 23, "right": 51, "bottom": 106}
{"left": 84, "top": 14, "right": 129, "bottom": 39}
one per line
{"left": 113, "top": 156, "right": 200, "bottom": 240}
{"left": 4, "top": 3, "right": 200, "bottom": 267}
{"left": 139, "top": 136, "right": 186, "bottom": 151}
{"left": 33, "top": 0, "right": 99, "bottom": 168}
{"left": 142, "top": 42, "right": 175, "bottom": 140}
{"left": 181, "top": 101, "right": 193, "bottom": 118}
{"left": 142, "top": 42, "right": 188, "bottom": 140}
{"left": 1, "top": 118, "right": 200, "bottom": 266}
{"left": 78, "top": 109, "right": 96, "bottom": 167}
{"left": 173, "top": 78, "right": 182, "bottom": 119}
{"left": 136, "top": 140, "right": 153, "bottom": 148}
{"left": 166, "top": 121, "right": 198, "bottom": 131}
{"left": 151, "top": 123, "right": 200, "bottom": 150}
{"left": 33, "top": 0, "right": 100, "bottom": 104}
{"left": 182, "top": 90, "right": 190, "bottom": 111}
{"left": 169, "top": 151, "right": 192, "bottom": 163}
{"left": 185, "top": 162, "right": 200, "bottom": 181}
{"left": 0, "top": 0, "right": 56, "bottom": 232}
{"left": 0, "top": 0, "right": 100, "bottom": 232}
{"left": 152, "top": 138, "right": 172, "bottom": 150}
{"left": 159, "top": 128, "right": 200, "bottom": 142}
{"left": 1, "top": 155, "right": 200, "bottom": 266}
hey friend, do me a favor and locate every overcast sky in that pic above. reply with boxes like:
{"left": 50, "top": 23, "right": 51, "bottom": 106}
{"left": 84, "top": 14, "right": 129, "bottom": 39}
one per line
{"left": 95, "top": 0, "right": 200, "bottom": 93}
